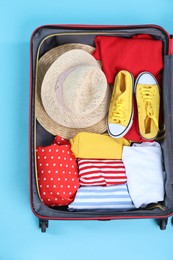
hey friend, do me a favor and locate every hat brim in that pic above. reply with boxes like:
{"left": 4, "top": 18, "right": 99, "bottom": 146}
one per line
{"left": 36, "top": 43, "right": 108, "bottom": 139}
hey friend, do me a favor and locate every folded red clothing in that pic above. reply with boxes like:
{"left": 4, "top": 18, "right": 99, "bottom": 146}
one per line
{"left": 92, "top": 34, "right": 163, "bottom": 84}
{"left": 78, "top": 159, "right": 127, "bottom": 186}
{"left": 92, "top": 35, "right": 163, "bottom": 142}
{"left": 36, "top": 136, "right": 79, "bottom": 207}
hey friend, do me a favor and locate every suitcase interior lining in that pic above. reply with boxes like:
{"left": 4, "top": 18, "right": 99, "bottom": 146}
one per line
{"left": 31, "top": 26, "right": 173, "bottom": 218}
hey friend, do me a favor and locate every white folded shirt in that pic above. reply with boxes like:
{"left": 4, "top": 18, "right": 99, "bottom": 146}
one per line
{"left": 122, "top": 142, "right": 164, "bottom": 208}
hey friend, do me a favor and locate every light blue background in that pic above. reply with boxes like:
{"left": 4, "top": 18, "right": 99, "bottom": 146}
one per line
{"left": 0, "top": 0, "right": 173, "bottom": 259}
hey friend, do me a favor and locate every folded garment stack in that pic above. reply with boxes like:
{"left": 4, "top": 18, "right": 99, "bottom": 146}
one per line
{"left": 68, "top": 133, "right": 164, "bottom": 211}
{"left": 68, "top": 132, "right": 134, "bottom": 211}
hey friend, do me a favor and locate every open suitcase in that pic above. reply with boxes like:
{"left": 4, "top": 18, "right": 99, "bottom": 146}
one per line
{"left": 30, "top": 24, "right": 173, "bottom": 232}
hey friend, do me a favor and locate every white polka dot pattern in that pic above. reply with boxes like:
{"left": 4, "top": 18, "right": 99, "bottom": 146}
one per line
{"left": 36, "top": 136, "right": 79, "bottom": 207}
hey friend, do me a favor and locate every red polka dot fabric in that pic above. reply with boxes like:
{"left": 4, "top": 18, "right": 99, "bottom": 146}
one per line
{"left": 36, "top": 136, "right": 79, "bottom": 207}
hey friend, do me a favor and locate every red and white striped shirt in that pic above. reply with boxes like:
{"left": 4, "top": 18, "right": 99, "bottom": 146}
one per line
{"left": 78, "top": 159, "right": 127, "bottom": 186}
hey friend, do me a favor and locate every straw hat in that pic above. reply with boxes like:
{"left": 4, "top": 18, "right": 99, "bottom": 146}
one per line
{"left": 36, "top": 43, "right": 110, "bottom": 139}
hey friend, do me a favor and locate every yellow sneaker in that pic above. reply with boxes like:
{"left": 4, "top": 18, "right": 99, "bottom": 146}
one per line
{"left": 108, "top": 70, "right": 134, "bottom": 138}
{"left": 135, "top": 72, "right": 160, "bottom": 140}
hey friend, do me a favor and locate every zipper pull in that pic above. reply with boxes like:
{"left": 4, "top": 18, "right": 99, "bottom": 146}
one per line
{"left": 169, "top": 35, "right": 173, "bottom": 54}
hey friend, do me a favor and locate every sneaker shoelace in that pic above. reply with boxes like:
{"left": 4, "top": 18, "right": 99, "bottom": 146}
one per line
{"left": 112, "top": 97, "right": 125, "bottom": 124}
{"left": 140, "top": 85, "right": 159, "bottom": 129}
